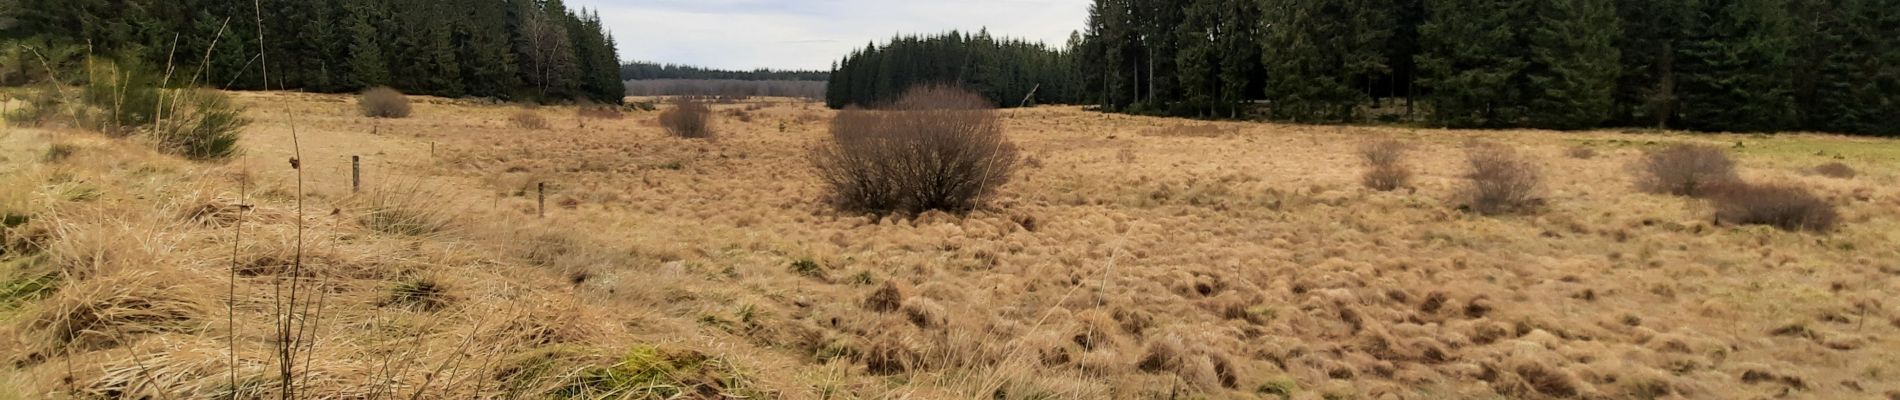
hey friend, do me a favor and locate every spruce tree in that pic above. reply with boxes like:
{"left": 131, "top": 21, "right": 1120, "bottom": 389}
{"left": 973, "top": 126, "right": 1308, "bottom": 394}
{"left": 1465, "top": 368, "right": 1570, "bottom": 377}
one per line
{"left": 1520, "top": 0, "right": 1620, "bottom": 129}
{"left": 343, "top": 0, "right": 390, "bottom": 88}
{"left": 1610, "top": 0, "right": 1694, "bottom": 127}
{"left": 1674, "top": 0, "right": 1796, "bottom": 132}
{"left": 1417, "top": 0, "right": 1526, "bottom": 127}
{"left": 1260, "top": 0, "right": 1391, "bottom": 122}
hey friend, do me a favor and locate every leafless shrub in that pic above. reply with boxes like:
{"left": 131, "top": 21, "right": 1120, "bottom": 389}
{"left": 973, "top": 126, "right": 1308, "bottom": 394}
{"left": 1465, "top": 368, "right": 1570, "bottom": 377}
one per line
{"left": 1459, "top": 142, "right": 1542, "bottom": 215}
{"left": 811, "top": 85, "right": 1017, "bottom": 215}
{"left": 1812, "top": 162, "right": 1855, "bottom": 179}
{"left": 510, "top": 111, "right": 549, "bottom": 130}
{"left": 1359, "top": 139, "right": 1412, "bottom": 191}
{"left": 1635, "top": 144, "right": 1737, "bottom": 197}
{"left": 357, "top": 86, "right": 412, "bottom": 118}
{"left": 659, "top": 97, "right": 714, "bottom": 139}
{"left": 577, "top": 105, "right": 624, "bottom": 120}
{"left": 1710, "top": 182, "right": 1838, "bottom": 232}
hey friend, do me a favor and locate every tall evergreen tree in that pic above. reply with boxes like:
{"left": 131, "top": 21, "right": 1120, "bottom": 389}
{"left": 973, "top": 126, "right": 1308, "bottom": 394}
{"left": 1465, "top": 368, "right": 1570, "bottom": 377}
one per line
{"left": 1417, "top": 0, "right": 1527, "bottom": 128}
{"left": 1674, "top": 0, "right": 1796, "bottom": 132}
{"left": 1610, "top": 0, "right": 1694, "bottom": 127}
{"left": 1259, "top": 0, "right": 1391, "bottom": 122}
{"left": 1521, "top": 0, "right": 1620, "bottom": 129}
{"left": 342, "top": 0, "right": 390, "bottom": 88}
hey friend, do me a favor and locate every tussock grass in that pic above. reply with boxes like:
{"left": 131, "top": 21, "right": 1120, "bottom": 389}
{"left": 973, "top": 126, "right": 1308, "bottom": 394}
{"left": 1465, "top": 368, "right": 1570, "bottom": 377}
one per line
{"left": 8, "top": 91, "right": 1893, "bottom": 399}
{"left": 354, "top": 183, "right": 458, "bottom": 237}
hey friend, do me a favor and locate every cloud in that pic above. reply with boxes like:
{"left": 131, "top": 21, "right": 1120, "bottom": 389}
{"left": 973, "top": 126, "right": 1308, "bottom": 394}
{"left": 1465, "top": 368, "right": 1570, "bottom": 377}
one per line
{"left": 566, "top": 0, "right": 1090, "bottom": 71}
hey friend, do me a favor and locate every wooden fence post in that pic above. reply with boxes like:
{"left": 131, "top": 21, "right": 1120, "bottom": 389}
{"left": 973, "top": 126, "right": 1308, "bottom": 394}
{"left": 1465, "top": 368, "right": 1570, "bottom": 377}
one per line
{"left": 351, "top": 155, "right": 361, "bottom": 193}
{"left": 537, "top": 182, "right": 546, "bottom": 218}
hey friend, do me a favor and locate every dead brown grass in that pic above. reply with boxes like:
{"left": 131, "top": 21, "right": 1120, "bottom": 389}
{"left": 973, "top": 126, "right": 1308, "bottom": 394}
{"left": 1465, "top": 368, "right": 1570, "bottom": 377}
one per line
{"left": 10, "top": 91, "right": 1897, "bottom": 400}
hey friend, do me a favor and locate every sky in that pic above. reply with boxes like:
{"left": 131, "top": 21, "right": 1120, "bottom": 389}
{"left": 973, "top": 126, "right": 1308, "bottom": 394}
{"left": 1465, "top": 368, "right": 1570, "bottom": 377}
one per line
{"left": 564, "top": 0, "right": 1092, "bottom": 72}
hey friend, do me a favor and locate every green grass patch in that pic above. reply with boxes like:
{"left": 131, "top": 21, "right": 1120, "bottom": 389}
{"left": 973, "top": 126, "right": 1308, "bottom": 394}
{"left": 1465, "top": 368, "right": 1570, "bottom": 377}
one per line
{"left": 0, "top": 255, "right": 57, "bottom": 310}
{"left": 556, "top": 345, "right": 758, "bottom": 399}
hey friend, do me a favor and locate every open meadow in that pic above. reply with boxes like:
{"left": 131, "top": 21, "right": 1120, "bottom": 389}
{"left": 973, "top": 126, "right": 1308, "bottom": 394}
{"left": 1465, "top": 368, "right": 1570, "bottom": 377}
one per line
{"left": 2, "top": 92, "right": 1898, "bottom": 399}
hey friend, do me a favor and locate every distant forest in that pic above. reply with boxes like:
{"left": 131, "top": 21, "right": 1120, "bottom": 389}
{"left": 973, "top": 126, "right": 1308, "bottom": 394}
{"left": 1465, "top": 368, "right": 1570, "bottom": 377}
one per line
{"left": 3, "top": 0, "right": 625, "bottom": 103}
{"left": 619, "top": 61, "right": 827, "bottom": 82}
{"left": 827, "top": 0, "right": 1896, "bottom": 136}
{"left": 826, "top": 31, "right": 1084, "bottom": 109}
{"left": 618, "top": 61, "right": 827, "bottom": 98}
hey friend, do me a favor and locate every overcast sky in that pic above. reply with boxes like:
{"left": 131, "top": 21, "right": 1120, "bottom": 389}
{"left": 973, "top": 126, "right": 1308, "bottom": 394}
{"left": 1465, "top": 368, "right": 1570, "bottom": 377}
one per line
{"left": 564, "top": 0, "right": 1091, "bottom": 71}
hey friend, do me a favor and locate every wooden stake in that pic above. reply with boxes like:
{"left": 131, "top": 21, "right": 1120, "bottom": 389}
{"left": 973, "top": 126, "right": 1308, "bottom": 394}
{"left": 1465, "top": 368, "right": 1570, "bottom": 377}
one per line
{"left": 537, "top": 182, "right": 546, "bottom": 218}
{"left": 351, "top": 155, "right": 360, "bottom": 193}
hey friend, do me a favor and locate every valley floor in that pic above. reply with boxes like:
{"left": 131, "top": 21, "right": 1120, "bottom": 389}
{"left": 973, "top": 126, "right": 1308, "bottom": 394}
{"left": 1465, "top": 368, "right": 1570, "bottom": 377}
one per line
{"left": 3, "top": 92, "right": 1898, "bottom": 399}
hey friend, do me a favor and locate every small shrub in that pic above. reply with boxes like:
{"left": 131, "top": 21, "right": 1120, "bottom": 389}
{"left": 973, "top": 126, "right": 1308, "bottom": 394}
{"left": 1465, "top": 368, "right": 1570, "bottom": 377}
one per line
{"left": 151, "top": 89, "right": 246, "bottom": 160}
{"left": 510, "top": 110, "right": 550, "bottom": 130}
{"left": 5, "top": 84, "right": 66, "bottom": 127}
{"left": 1636, "top": 143, "right": 1737, "bottom": 197}
{"left": 1710, "top": 183, "right": 1838, "bottom": 232}
{"left": 790, "top": 258, "right": 823, "bottom": 279}
{"left": 1359, "top": 139, "right": 1412, "bottom": 191}
{"left": 1812, "top": 162, "right": 1855, "bottom": 179}
{"left": 77, "top": 57, "right": 164, "bottom": 135}
{"left": 811, "top": 85, "right": 1017, "bottom": 215}
{"left": 41, "top": 143, "right": 76, "bottom": 162}
{"left": 358, "top": 86, "right": 412, "bottom": 118}
{"left": 659, "top": 97, "right": 713, "bottom": 139}
{"left": 1459, "top": 142, "right": 1543, "bottom": 215}
{"left": 1565, "top": 146, "right": 1598, "bottom": 159}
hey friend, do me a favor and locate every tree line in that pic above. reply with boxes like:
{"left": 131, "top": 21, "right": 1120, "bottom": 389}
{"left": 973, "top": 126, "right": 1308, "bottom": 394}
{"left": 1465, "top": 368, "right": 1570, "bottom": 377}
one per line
{"left": 825, "top": 0, "right": 1894, "bottom": 136}
{"left": 1077, "top": 0, "right": 1895, "bottom": 135}
{"left": 825, "top": 31, "right": 1086, "bottom": 109}
{"left": 620, "top": 61, "right": 828, "bottom": 82}
{"left": 624, "top": 79, "right": 826, "bottom": 99}
{"left": 4, "top": 0, "right": 625, "bottom": 103}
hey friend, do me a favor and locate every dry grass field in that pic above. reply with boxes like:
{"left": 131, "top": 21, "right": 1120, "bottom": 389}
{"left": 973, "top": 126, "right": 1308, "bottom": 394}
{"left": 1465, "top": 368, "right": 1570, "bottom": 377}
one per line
{"left": 2, "top": 91, "right": 1898, "bottom": 399}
